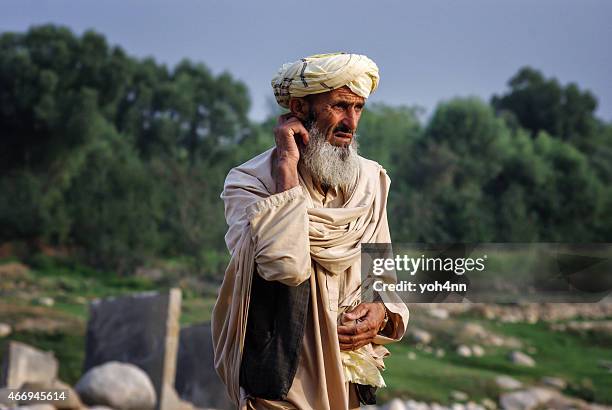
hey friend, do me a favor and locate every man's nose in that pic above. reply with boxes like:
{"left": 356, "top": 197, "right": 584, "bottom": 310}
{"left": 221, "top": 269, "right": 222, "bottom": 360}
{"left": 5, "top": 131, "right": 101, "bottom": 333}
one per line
{"left": 342, "top": 108, "right": 359, "bottom": 132}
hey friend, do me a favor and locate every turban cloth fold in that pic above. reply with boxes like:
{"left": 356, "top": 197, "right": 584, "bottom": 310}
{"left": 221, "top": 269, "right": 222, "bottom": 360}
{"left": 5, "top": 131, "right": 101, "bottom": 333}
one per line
{"left": 271, "top": 52, "right": 380, "bottom": 108}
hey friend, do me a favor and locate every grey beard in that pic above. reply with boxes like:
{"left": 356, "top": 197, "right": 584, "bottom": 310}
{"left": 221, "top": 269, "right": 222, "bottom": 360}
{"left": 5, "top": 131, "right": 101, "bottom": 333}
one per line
{"left": 298, "top": 125, "right": 360, "bottom": 192}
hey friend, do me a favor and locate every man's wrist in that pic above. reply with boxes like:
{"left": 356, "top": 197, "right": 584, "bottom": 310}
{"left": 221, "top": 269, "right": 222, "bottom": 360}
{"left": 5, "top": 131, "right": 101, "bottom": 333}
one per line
{"left": 378, "top": 305, "right": 389, "bottom": 334}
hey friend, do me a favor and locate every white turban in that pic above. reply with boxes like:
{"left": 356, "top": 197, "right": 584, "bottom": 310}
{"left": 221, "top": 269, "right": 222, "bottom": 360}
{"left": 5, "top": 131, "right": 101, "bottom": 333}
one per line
{"left": 271, "top": 52, "right": 380, "bottom": 108}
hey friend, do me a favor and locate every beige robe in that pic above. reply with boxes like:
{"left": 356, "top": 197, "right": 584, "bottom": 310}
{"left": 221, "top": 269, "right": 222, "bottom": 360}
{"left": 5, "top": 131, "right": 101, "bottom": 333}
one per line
{"left": 212, "top": 148, "right": 409, "bottom": 410}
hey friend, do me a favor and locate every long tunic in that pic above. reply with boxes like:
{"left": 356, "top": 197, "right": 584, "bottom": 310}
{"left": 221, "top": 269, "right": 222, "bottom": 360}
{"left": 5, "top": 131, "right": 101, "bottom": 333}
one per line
{"left": 216, "top": 148, "right": 410, "bottom": 410}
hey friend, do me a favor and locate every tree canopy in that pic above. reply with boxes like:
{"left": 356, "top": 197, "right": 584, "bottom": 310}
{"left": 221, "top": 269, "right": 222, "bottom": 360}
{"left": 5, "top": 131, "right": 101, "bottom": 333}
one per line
{"left": 1, "top": 25, "right": 610, "bottom": 274}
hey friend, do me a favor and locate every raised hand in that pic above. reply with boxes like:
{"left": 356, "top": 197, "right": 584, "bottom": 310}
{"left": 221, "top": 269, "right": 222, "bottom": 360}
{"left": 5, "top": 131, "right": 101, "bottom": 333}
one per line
{"left": 273, "top": 113, "right": 310, "bottom": 192}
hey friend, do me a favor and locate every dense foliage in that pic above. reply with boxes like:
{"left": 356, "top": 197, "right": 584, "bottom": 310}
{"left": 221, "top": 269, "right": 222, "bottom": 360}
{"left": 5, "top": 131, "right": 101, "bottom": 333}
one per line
{"left": 1, "top": 25, "right": 610, "bottom": 274}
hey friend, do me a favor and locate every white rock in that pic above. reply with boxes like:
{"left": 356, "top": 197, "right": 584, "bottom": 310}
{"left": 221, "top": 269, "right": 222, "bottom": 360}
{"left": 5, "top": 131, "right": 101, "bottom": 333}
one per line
{"left": 0, "top": 323, "right": 11, "bottom": 338}
{"left": 403, "top": 400, "right": 417, "bottom": 410}
{"left": 465, "top": 402, "right": 484, "bottom": 410}
{"left": 20, "top": 379, "right": 83, "bottom": 410}
{"left": 54, "top": 379, "right": 83, "bottom": 410}
{"left": 488, "top": 335, "right": 504, "bottom": 347}
{"left": 428, "top": 308, "right": 449, "bottom": 320}
{"left": 408, "top": 351, "right": 417, "bottom": 360}
{"left": 436, "top": 348, "right": 445, "bottom": 358}
{"left": 451, "top": 390, "right": 469, "bottom": 401}
{"left": 508, "top": 351, "right": 535, "bottom": 367}
{"left": 409, "top": 328, "right": 433, "bottom": 345}
{"left": 484, "top": 311, "right": 496, "bottom": 320}
{"left": 499, "top": 390, "right": 539, "bottom": 410}
{"left": 457, "top": 345, "right": 472, "bottom": 357}
{"left": 481, "top": 398, "right": 497, "bottom": 410}
{"left": 526, "top": 387, "right": 555, "bottom": 403}
{"left": 404, "top": 399, "right": 429, "bottom": 410}
{"left": 500, "top": 315, "right": 519, "bottom": 323}
{"left": 2, "top": 341, "right": 58, "bottom": 388}
{"left": 598, "top": 359, "right": 612, "bottom": 371}
{"left": 499, "top": 388, "right": 555, "bottom": 410}
{"left": 459, "top": 323, "right": 488, "bottom": 340}
{"left": 36, "top": 297, "right": 54, "bottom": 307}
{"left": 384, "top": 398, "right": 408, "bottom": 410}
{"left": 471, "top": 345, "right": 485, "bottom": 357}
{"left": 540, "top": 376, "right": 566, "bottom": 390}
{"left": 495, "top": 375, "right": 523, "bottom": 390}
{"left": 75, "top": 361, "right": 156, "bottom": 410}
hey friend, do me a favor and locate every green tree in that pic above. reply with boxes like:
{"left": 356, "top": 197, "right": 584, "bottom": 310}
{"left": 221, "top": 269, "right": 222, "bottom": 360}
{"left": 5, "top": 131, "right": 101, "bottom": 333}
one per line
{"left": 393, "top": 98, "right": 513, "bottom": 242}
{"left": 491, "top": 67, "right": 598, "bottom": 142}
{"left": 0, "top": 25, "right": 254, "bottom": 273}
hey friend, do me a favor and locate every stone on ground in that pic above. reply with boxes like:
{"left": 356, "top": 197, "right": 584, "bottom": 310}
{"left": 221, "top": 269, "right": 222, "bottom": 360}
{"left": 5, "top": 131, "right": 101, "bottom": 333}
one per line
{"left": 75, "top": 361, "right": 156, "bottom": 410}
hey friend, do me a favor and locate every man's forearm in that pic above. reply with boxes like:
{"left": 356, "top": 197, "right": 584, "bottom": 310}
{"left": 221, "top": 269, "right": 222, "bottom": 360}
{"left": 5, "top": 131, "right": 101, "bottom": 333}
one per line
{"left": 276, "top": 160, "right": 300, "bottom": 193}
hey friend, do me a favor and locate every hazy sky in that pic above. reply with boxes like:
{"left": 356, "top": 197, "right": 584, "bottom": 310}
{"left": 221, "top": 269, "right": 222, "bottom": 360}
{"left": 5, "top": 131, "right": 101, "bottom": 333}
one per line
{"left": 3, "top": 0, "right": 611, "bottom": 122}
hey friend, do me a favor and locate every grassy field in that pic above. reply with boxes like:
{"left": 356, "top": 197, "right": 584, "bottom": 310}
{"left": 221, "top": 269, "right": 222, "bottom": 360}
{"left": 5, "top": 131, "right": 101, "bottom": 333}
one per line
{"left": 0, "top": 256, "right": 215, "bottom": 383}
{"left": 382, "top": 318, "right": 612, "bottom": 404}
{"left": 1, "top": 257, "right": 611, "bottom": 405}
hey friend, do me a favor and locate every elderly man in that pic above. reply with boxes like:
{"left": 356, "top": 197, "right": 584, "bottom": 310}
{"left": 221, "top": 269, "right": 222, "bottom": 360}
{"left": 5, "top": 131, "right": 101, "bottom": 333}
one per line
{"left": 212, "top": 53, "right": 409, "bottom": 410}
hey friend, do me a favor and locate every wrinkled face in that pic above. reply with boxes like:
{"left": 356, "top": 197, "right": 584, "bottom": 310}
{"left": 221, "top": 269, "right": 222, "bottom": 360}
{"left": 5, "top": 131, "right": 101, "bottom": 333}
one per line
{"left": 305, "top": 86, "right": 365, "bottom": 147}
{"left": 293, "top": 86, "right": 364, "bottom": 190}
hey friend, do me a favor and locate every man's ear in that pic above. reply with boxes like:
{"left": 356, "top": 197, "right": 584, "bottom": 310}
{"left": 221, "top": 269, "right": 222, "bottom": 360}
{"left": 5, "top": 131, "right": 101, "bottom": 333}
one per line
{"left": 288, "top": 97, "right": 310, "bottom": 121}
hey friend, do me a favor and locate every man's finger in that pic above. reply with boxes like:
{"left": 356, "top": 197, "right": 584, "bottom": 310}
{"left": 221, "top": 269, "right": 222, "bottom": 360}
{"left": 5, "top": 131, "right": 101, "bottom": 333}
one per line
{"left": 283, "top": 120, "right": 308, "bottom": 139}
{"left": 301, "top": 129, "right": 310, "bottom": 145}
{"left": 338, "top": 332, "right": 358, "bottom": 344}
{"left": 338, "top": 316, "right": 375, "bottom": 334}
{"left": 288, "top": 119, "right": 309, "bottom": 145}
{"left": 337, "top": 319, "right": 376, "bottom": 340}
{"left": 339, "top": 327, "right": 377, "bottom": 343}
{"left": 338, "top": 329, "right": 377, "bottom": 345}
{"left": 355, "top": 318, "right": 375, "bottom": 334}
{"left": 339, "top": 339, "right": 365, "bottom": 351}
{"left": 344, "top": 305, "right": 369, "bottom": 321}
{"left": 338, "top": 334, "right": 351, "bottom": 344}
{"left": 342, "top": 339, "right": 369, "bottom": 351}
{"left": 337, "top": 324, "right": 358, "bottom": 336}
{"left": 339, "top": 331, "right": 377, "bottom": 351}
{"left": 277, "top": 113, "right": 294, "bottom": 124}
{"left": 339, "top": 343, "right": 354, "bottom": 351}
